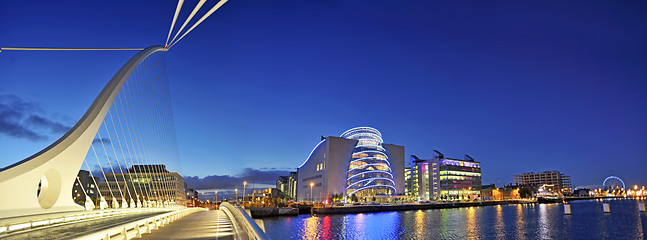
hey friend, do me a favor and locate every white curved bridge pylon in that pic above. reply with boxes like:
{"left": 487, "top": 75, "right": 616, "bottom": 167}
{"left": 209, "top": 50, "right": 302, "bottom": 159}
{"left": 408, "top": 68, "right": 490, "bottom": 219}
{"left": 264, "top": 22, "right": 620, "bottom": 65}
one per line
{"left": 0, "top": 46, "right": 168, "bottom": 218}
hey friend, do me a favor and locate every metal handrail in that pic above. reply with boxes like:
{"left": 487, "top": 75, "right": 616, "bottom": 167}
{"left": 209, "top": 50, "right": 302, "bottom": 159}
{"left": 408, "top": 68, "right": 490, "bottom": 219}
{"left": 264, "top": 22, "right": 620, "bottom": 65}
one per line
{"left": 72, "top": 207, "right": 205, "bottom": 240}
{"left": 0, "top": 207, "right": 178, "bottom": 235}
{"left": 219, "top": 202, "right": 270, "bottom": 240}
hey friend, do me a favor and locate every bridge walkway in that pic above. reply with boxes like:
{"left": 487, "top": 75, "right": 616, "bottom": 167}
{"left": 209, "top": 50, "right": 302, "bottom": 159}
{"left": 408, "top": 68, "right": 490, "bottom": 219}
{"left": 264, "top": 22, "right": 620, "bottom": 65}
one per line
{"left": 139, "top": 209, "right": 234, "bottom": 240}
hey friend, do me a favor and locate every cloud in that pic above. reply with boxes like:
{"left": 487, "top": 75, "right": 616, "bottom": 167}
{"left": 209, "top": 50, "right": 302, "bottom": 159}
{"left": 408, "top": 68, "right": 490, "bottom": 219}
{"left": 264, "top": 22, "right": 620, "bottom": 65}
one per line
{"left": 0, "top": 94, "right": 71, "bottom": 141}
{"left": 92, "top": 137, "right": 111, "bottom": 145}
{"left": 183, "top": 168, "right": 295, "bottom": 190}
{"left": 25, "top": 115, "right": 69, "bottom": 134}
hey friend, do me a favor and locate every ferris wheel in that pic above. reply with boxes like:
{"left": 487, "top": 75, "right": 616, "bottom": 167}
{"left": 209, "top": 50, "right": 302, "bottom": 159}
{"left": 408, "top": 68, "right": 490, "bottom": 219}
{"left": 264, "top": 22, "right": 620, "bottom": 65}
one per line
{"left": 603, "top": 176, "right": 625, "bottom": 190}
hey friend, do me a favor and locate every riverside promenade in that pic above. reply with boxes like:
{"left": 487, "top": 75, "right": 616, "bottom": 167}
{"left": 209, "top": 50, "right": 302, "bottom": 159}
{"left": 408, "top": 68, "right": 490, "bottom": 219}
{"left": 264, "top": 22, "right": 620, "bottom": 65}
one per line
{"left": 140, "top": 210, "right": 234, "bottom": 240}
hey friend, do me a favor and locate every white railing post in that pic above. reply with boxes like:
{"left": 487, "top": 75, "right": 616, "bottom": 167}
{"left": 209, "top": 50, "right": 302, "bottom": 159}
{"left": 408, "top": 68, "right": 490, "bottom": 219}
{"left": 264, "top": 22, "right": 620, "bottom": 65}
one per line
{"left": 122, "top": 227, "right": 128, "bottom": 240}
{"left": 135, "top": 224, "right": 142, "bottom": 238}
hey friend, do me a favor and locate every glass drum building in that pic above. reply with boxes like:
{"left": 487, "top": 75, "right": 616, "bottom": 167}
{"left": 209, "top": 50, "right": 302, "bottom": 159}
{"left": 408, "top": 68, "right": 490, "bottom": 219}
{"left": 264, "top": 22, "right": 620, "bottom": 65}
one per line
{"left": 297, "top": 127, "right": 405, "bottom": 202}
{"left": 342, "top": 127, "right": 396, "bottom": 198}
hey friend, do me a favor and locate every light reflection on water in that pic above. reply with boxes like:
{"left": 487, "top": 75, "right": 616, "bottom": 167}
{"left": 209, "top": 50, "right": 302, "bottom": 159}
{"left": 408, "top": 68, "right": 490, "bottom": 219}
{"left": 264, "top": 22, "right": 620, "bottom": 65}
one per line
{"left": 263, "top": 198, "right": 647, "bottom": 239}
{"left": 494, "top": 205, "right": 504, "bottom": 239}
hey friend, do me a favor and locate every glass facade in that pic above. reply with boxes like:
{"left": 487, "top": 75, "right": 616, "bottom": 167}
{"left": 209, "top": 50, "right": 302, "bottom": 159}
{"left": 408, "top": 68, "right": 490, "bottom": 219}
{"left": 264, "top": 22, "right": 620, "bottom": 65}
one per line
{"left": 342, "top": 127, "right": 396, "bottom": 198}
{"left": 438, "top": 159, "right": 481, "bottom": 197}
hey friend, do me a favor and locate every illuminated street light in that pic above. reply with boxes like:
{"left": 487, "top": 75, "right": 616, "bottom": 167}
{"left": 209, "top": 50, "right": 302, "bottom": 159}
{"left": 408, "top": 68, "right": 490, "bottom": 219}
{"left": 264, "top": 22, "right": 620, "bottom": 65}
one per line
{"left": 243, "top": 181, "right": 247, "bottom": 205}
{"left": 235, "top": 188, "right": 238, "bottom": 205}
{"left": 310, "top": 182, "right": 314, "bottom": 203}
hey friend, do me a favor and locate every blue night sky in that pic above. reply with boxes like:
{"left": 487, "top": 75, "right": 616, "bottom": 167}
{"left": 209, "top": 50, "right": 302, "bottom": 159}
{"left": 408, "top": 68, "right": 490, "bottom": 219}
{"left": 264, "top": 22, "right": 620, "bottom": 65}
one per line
{"left": 1, "top": 0, "right": 646, "bottom": 190}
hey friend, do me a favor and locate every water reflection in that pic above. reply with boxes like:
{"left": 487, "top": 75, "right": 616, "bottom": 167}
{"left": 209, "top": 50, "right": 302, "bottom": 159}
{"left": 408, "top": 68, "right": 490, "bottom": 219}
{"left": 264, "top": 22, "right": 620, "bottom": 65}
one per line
{"left": 321, "top": 216, "right": 331, "bottom": 240}
{"left": 538, "top": 204, "right": 549, "bottom": 239}
{"left": 301, "top": 215, "right": 319, "bottom": 239}
{"left": 414, "top": 210, "right": 425, "bottom": 239}
{"left": 494, "top": 205, "right": 504, "bottom": 239}
{"left": 263, "top": 199, "right": 646, "bottom": 240}
{"left": 515, "top": 204, "right": 526, "bottom": 239}
{"left": 465, "top": 207, "right": 478, "bottom": 238}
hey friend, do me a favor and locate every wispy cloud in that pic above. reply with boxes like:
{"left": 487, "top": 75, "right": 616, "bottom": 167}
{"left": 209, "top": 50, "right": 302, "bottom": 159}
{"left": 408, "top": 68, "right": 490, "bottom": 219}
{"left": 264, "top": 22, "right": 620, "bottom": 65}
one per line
{"left": 92, "top": 137, "right": 111, "bottom": 145}
{"left": 0, "top": 94, "right": 71, "bottom": 141}
{"left": 183, "top": 168, "right": 294, "bottom": 190}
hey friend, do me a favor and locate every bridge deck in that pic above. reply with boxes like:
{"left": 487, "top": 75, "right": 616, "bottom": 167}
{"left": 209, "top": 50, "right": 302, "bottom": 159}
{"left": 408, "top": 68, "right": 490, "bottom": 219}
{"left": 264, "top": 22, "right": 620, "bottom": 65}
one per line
{"left": 140, "top": 209, "right": 235, "bottom": 240}
{"left": 0, "top": 211, "right": 171, "bottom": 240}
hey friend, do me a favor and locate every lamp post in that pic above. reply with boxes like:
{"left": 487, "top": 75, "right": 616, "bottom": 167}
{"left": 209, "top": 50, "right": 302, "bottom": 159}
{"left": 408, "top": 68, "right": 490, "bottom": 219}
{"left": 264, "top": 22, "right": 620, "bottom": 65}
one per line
{"left": 215, "top": 191, "right": 218, "bottom": 204}
{"left": 310, "top": 182, "right": 314, "bottom": 203}
{"left": 243, "top": 181, "right": 247, "bottom": 205}
{"left": 235, "top": 188, "right": 238, "bottom": 205}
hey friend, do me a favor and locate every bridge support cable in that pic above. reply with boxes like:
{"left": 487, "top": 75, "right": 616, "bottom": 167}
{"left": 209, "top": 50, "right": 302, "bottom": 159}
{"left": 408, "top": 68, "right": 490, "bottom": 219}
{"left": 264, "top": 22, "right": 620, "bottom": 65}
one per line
{"left": 165, "top": 0, "right": 186, "bottom": 47}
{"left": 168, "top": 0, "right": 208, "bottom": 47}
{"left": 101, "top": 120, "right": 136, "bottom": 206}
{"left": 116, "top": 93, "right": 151, "bottom": 206}
{"left": 106, "top": 111, "right": 141, "bottom": 205}
{"left": 141, "top": 58, "right": 174, "bottom": 206}
{"left": 169, "top": 0, "right": 229, "bottom": 48}
{"left": 135, "top": 57, "right": 168, "bottom": 206}
{"left": 144, "top": 57, "right": 172, "bottom": 205}
{"left": 150, "top": 54, "right": 180, "bottom": 205}
{"left": 96, "top": 131, "right": 127, "bottom": 206}
{"left": 75, "top": 176, "right": 91, "bottom": 208}
{"left": 128, "top": 58, "right": 172, "bottom": 206}
{"left": 123, "top": 67, "right": 164, "bottom": 206}
{"left": 90, "top": 144, "right": 117, "bottom": 206}
{"left": 0, "top": 47, "right": 143, "bottom": 52}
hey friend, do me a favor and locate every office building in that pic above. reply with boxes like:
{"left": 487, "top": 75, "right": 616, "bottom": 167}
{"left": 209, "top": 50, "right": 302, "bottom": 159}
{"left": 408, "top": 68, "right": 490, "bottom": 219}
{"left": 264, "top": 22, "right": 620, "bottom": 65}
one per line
{"left": 513, "top": 170, "right": 573, "bottom": 193}
{"left": 276, "top": 171, "right": 298, "bottom": 199}
{"left": 98, "top": 164, "right": 186, "bottom": 206}
{"left": 72, "top": 170, "right": 100, "bottom": 206}
{"left": 406, "top": 150, "right": 481, "bottom": 200}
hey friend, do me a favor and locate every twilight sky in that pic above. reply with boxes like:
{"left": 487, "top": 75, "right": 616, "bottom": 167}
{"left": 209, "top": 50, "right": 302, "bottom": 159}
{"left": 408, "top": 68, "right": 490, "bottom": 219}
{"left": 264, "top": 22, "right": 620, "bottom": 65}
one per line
{"left": 1, "top": 0, "right": 646, "bottom": 190}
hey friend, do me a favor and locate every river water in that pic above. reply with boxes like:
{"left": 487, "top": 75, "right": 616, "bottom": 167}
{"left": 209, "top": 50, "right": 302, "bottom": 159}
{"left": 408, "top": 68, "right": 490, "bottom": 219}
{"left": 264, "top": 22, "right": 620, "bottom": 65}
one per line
{"left": 263, "top": 198, "right": 647, "bottom": 239}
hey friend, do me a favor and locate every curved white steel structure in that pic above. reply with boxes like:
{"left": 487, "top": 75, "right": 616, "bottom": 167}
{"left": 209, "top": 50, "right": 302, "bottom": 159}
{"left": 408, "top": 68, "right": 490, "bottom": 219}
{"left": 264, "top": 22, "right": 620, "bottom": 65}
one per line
{"left": 0, "top": 46, "right": 168, "bottom": 218}
{"left": 603, "top": 176, "right": 625, "bottom": 190}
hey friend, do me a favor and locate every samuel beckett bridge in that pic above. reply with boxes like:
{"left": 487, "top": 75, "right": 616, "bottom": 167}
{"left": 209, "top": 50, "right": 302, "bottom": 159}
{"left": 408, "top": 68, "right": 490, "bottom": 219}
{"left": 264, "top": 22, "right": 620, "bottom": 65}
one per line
{"left": 0, "top": 1, "right": 268, "bottom": 239}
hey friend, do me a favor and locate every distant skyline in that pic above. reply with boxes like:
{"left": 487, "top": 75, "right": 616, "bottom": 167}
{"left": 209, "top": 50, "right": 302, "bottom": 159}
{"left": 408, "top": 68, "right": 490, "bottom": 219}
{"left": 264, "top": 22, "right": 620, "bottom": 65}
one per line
{"left": 1, "top": 0, "right": 646, "bottom": 189}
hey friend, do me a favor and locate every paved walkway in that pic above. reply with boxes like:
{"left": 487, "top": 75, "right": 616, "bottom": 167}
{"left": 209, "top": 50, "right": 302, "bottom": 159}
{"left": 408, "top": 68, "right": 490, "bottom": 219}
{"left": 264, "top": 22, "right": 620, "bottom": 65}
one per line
{"left": 140, "top": 210, "right": 235, "bottom": 240}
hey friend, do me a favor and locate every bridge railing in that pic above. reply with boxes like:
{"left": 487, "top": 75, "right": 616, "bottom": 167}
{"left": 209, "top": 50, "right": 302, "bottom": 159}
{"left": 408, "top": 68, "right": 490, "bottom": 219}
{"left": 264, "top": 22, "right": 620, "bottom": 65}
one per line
{"left": 72, "top": 207, "right": 205, "bottom": 240}
{"left": 219, "top": 202, "right": 270, "bottom": 240}
{"left": 0, "top": 207, "right": 179, "bottom": 236}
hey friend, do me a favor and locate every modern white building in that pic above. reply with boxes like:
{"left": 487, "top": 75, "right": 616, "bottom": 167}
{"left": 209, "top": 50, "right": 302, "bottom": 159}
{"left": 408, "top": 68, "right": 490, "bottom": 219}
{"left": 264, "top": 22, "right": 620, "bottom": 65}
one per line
{"left": 297, "top": 127, "right": 404, "bottom": 202}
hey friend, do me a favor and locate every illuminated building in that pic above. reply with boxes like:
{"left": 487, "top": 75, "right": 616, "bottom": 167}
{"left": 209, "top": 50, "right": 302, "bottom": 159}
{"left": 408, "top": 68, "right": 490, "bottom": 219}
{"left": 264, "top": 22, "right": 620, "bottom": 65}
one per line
{"left": 404, "top": 165, "right": 419, "bottom": 198}
{"left": 407, "top": 151, "right": 481, "bottom": 200}
{"left": 98, "top": 164, "right": 186, "bottom": 205}
{"left": 297, "top": 127, "right": 405, "bottom": 202}
{"left": 72, "top": 170, "right": 99, "bottom": 206}
{"left": 513, "top": 170, "right": 572, "bottom": 194}
{"left": 276, "top": 172, "right": 298, "bottom": 199}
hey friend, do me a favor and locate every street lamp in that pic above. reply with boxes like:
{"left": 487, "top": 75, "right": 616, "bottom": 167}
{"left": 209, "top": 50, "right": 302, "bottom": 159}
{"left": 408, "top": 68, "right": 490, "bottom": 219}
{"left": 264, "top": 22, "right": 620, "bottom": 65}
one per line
{"left": 243, "top": 181, "right": 247, "bottom": 205}
{"left": 215, "top": 190, "right": 218, "bottom": 204}
{"left": 310, "top": 182, "right": 314, "bottom": 203}
{"left": 235, "top": 188, "right": 238, "bottom": 205}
